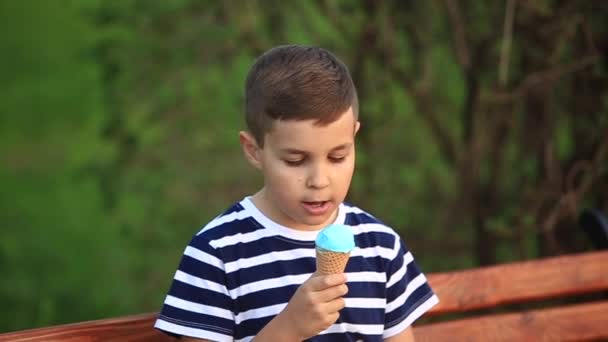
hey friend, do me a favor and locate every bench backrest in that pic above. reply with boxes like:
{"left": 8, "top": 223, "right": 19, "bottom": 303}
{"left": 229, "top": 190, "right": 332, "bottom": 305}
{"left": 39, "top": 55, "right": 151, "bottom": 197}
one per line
{"left": 415, "top": 250, "right": 608, "bottom": 341}
{"left": 2, "top": 251, "right": 607, "bottom": 342}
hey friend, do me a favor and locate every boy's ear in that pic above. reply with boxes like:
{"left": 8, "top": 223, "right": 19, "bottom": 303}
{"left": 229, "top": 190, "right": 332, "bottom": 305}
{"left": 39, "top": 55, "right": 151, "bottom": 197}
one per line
{"left": 354, "top": 121, "right": 361, "bottom": 136}
{"left": 239, "top": 131, "right": 262, "bottom": 169}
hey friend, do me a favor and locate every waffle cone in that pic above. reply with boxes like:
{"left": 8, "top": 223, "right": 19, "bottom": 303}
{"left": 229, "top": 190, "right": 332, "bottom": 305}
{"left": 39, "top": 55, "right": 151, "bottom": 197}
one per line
{"left": 315, "top": 247, "right": 350, "bottom": 275}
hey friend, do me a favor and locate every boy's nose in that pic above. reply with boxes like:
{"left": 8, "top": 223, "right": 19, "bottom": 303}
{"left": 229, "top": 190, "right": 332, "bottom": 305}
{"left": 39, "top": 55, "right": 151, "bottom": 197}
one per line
{"left": 306, "top": 166, "right": 330, "bottom": 189}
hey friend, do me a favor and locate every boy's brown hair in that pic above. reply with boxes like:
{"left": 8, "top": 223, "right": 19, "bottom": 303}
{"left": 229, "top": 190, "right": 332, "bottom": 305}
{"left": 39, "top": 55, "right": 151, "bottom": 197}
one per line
{"left": 244, "top": 45, "right": 359, "bottom": 146}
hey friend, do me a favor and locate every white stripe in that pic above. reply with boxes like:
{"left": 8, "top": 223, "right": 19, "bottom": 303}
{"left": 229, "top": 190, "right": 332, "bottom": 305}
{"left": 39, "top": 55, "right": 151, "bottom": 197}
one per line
{"left": 164, "top": 295, "right": 234, "bottom": 320}
{"left": 321, "top": 321, "right": 384, "bottom": 335}
{"left": 344, "top": 297, "right": 386, "bottom": 308}
{"left": 351, "top": 246, "right": 395, "bottom": 260}
{"left": 351, "top": 222, "right": 397, "bottom": 236}
{"left": 388, "top": 237, "right": 401, "bottom": 261}
{"left": 198, "top": 209, "right": 252, "bottom": 234}
{"left": 155, "top": 318, "right": 233, "bottom": 342}
{"left": 210, "top": 228, "right": 277, "bottom": 249}
{"left": 385, "top": 273, "right": 427, "bottom": 314}
{"left": 174, "top": 270, "right": 229, "bottom": 296}
{"left": 383, "top": 294, "right": 440, "bottom": 338}
{"left": 225, "top": 248, "right": 314, "bottom": 274}
{"left": 343, "top": 206, "right": 366, "bottom": 215}
{"left": 346, "top": 271, "right": 386, "bottom": 283}
{"left": 234, "top": 303, "right": 286, "bottom": 324}
{"left": 386, "top": 252, "right": 414, "bottom": 288}
{"left": 184, "top": 246, "right": 224, "bottom": 270}
{"left": 230, "top": 273, "right": 311, "bottom": 298}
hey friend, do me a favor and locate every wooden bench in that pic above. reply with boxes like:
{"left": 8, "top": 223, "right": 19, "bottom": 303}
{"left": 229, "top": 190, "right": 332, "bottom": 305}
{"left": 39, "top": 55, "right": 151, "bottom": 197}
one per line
{"left": 2, "top": 250, "right": 607, "bottom": 342}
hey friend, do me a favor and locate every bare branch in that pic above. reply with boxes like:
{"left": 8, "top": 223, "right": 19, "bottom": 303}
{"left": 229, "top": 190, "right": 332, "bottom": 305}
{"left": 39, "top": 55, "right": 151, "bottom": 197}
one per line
{"left": 499, "top": 0, "right": 517, "bottom": 87}
{"left": 540, "top": 131, "right": 608, "bottom": 235}
{"left": 567, "top": 130, "right": 608, "bottom": 196}
{"left": 581, "top": 19, "right": 599, "bottom": 56}
{"left": 444, "top": 0, "right": 471, "bottom": 69}
{"left": 486, "top": 55, "right": 600, "bottom": 103}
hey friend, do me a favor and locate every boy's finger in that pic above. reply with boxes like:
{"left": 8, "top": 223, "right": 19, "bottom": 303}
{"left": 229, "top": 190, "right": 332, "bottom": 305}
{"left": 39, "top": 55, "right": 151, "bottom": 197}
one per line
{"left": 316, "top": 284, "right": 348, "bottom": 302}
{"left": 308, "top": 273, "right": 347, "bottom": 291}
{"left": 324, "top": 297, "right": 346, "bottom": 314}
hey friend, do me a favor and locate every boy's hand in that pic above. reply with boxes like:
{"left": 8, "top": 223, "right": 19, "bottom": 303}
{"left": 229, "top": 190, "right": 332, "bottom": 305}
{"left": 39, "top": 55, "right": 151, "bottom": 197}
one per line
{"left": 279, "top": 273, "right": 348, "bottom": 340}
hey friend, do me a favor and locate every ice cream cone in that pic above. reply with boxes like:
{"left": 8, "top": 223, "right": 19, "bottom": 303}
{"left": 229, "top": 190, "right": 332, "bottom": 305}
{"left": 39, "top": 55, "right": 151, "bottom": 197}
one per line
{"left": 315, "top": 224, "right": 355, "bottom": 275}
{"left": 315, "top": 247, "right": 350, "bottom": 275}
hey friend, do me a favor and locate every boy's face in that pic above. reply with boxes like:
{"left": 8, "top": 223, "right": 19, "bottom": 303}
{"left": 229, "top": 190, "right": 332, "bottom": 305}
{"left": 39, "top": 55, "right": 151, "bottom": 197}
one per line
{"left": 241, "top": 107, "right": 360, "bottom": 231}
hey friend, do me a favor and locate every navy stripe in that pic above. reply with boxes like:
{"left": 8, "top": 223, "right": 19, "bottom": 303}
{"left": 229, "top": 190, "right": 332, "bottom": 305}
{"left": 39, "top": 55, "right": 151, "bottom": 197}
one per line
{"left": 344, "top": 211, "right": 383, "bottom": 225}
{"left": 235, "top": 284, "right": 299, "bottom": 314}
{"left": 168, "top": 280, "right": 231, "bottom": 310}
{"left": 235, "top": 315, "right": 273, "bottom": 340}
{"left": 339, "top": 307, "right": 384, "bottom": 325}
{"left": 219, "top": 203, "right": 245, "bottom": 216}
{"left": 345, "top": 255, "right": 386, "bottom": 274}
{"left": 344, "top": 281, "right": 386, "bottom": 298}
{"left": 354, "top": 231, "right": 396, "bottom": 250}
{"left": 304, "top": 333, "right": 382, "bottom": 342}
{"left": 344, "top": 213, "right": 374, "bottom": 225}
{"left": 178, "top": 254, "right": 225, "bottom": 283}
{"left": 160, "top": 305, "right": 234, "bottom": 334}
{"left": 187, "top": 235, "right": 222, "bottom": 257}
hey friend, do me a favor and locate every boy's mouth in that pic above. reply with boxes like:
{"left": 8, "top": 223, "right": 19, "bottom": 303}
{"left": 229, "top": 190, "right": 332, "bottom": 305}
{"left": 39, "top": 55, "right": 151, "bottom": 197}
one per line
{"left": 302, "top": 200, "right": 331, "bottom": 215}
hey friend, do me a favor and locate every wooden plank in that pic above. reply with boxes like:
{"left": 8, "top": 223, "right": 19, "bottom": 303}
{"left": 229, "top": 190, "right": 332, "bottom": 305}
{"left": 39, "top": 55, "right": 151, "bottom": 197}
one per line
{"left": 426, "top": 250, "right": 608, "bottom": 315}
{"left": 413, "top": 300, "right": 608, "bottom": 342}
{"left": 0, "top": 313, "right": 174, "bottom": 342}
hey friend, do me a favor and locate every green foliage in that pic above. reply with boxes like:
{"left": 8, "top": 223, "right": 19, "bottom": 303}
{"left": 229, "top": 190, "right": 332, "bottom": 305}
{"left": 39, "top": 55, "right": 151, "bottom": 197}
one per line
{"left": 0, "top": 0, "right": 127, "bottom": 330}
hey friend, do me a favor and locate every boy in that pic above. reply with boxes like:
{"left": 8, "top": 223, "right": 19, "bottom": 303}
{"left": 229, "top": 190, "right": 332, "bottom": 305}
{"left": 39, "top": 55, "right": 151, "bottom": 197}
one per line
{"left": 155, "top": 45, "right": 438, "bottom": 341}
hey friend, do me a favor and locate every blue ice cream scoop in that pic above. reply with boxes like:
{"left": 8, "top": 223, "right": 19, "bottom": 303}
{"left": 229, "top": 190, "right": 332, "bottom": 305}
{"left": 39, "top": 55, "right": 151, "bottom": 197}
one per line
{"left": 315, "top": 224, "right": 355, "bottom": 252}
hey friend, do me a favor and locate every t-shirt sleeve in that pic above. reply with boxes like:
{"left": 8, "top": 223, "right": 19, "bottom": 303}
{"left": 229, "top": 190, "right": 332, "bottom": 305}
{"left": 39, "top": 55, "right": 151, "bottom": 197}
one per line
{"left": 383, "top": 236, "right": 439, "bottom": 339}
{"left": 155, "top": 235, "right": 235, "bottom": 341}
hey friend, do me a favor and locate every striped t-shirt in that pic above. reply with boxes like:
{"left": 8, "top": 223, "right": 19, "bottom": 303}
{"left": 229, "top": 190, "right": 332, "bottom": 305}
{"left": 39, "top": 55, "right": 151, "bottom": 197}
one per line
{"left": 155, "top": 197, "right": 438, "bottom": 341}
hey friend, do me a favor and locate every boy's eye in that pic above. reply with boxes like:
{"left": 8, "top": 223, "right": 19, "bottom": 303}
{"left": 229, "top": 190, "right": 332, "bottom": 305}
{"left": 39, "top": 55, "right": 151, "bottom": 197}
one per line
{"left": 284, "top": 159, "right": 305, "bottom": 166}
{"left": 329, "top": 156, "right": 346, "bottom": 163}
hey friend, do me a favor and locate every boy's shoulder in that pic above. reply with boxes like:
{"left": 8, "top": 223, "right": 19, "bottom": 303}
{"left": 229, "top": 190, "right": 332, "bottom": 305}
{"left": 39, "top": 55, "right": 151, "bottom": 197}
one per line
{"left": 189, "top": 199, "right": 260, "bottom": 246}
{"left": 342, "top": 202, "right": 401, "bottom": 238}
{"left": 342, "top": 201, "right": 387, "bottom": 226}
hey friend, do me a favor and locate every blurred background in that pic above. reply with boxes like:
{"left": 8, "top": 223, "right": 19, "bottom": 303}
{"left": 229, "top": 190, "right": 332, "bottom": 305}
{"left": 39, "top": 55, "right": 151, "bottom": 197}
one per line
{"left": 1, "top": 0, "right": 607, "bottom": 333}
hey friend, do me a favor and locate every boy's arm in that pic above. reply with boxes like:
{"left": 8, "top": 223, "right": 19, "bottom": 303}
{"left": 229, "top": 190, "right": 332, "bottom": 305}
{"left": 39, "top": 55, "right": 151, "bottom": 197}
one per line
{"left": 384, "top": 327, "right": 415, "bottom": 342}
{"left": 383, "top": 237, "right": 437, "bottom": 340}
